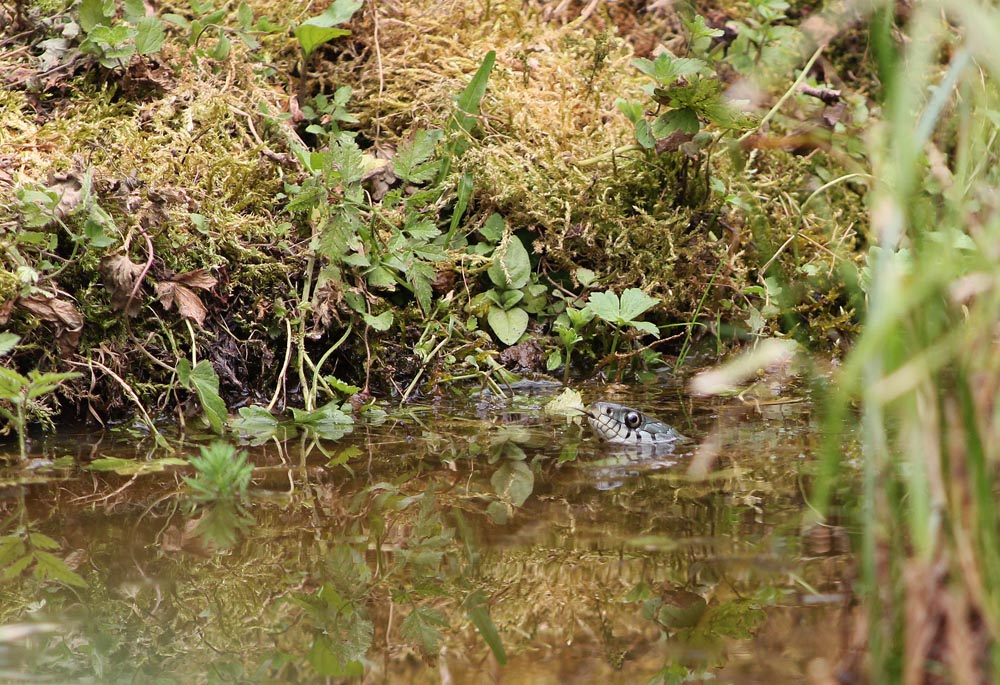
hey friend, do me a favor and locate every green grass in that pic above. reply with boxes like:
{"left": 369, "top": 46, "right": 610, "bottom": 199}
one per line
{"left": 815, "top": 2, "right": 1000, "bottom": 680}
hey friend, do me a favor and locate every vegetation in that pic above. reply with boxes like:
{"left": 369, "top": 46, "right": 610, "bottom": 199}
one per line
{"left": 1, "top": 0, "right": 999, "bottom": 682}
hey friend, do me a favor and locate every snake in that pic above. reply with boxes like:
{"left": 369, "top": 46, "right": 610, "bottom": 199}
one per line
{"left": 585, "top": 401, "right": 684, "bottom": 447}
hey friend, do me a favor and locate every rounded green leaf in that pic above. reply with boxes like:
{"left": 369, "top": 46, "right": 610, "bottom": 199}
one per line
{"left": 486, "top": 306, "right": 528, "bottom": 346}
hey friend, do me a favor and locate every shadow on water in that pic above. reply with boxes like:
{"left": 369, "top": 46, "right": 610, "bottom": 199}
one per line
{"left": 0, "top": 384, "right": 853, "bottom": 684}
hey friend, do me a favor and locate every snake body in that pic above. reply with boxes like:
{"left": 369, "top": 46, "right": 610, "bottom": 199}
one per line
{"left": 586, "top": 401, "right": 683, "bottom": 447}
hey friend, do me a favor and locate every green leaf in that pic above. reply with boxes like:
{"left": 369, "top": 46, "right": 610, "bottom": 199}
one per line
{"left": 79, "top": 0, "right": 114, "bottom": 33}
{"left": 363, "top": 310, "right": 394, "bottom": 331}
{"left": 488, "top": 235, "right": 531, "bottom": 289}
{"left": 615, "top": 98, "right": 643, "bottom": 124}
{"left": 210, "top": 33, "right": 231, "bottom": 60}
{"left": 302, "top": 0, "right": 363, "bottom": 28}
{"left": 479, "top": 213, "right": 505, "bottom": 243}
{"left": 295, "top": 25, "right": 351, "bottom": 58}
{"left": 585, "top": 289, "right": 621, "bottom": 323}
{"left": 654, "top": 108, "right": 701, "bottom": 136}
{"left": 619, "top": 287, "right": 660, "bottom": 321}
{"left": 230, "top": 405, "right": 279, "bottom": 438}
{"left": 466, "top": 591, "right": 507, "bottom": 665}
{"left": 237, "top": 1, "right": 253, "bottom": 28}
{"left": 28, "top": 532, "right": 60, "bottom": 550}
{"left": 405, "top": 217, "right": 441, "bottom": 241}
{"left": 34, "top": 551, "right": 87, "bottom": 588}
{"left": 452, "top": 50, "right": 496, "bottom": 136}
{"left": 401, "top": 607, "right": 448, "bottom": 654}
{"left": 491, "top": 460, "right": 534, "bottom": 507}
{"left": 88, "top": 456, "right": 187, "bottom": 475}
{"left": 0, "top": 333, "right": 20, "bottom": 356}
{"left": 575, "top": 267, "right": 597, "bottom": 287}
{"left": 487, "top": 306, "right": 528, "bottom": 346}
{"left": 393, "top": 129, "right": 443, "bottom": 183}
{"left": 134, "top": 16, "right": 165, "bottom": 55}
{"left": 634, "top": 118, "right": 656, "bottom": 149}
{"left": 180, "top": 360, "right": 228, "bottom": 434}
{"left": 630, "top": 320, "right": 661, "bottom": 337}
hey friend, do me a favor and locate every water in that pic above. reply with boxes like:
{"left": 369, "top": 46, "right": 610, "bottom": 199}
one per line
{"left": 0, "top": 385, "right": 851, "bottom": 683}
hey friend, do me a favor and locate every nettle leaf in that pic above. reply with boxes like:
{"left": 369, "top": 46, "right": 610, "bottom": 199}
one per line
{"left": 0, "top": 333, "right": 20, "bottom": 356}
{"left": 393, "top": 129, "right": 443, "bottom": 184}
{"left": 79, "top": 0, "right": 114, "bottom": 33}
{"left": 401, "top": 607, "right": 448, "bottom": 654}
{"left": 487, "top": 306, "right": 528, "bottom": 346}
{"left": 34, "top": 551, "right": 87, "bottom": 588}
{"left": 634, "top": 54, "right": 706, "bottom": 85}
{"left": 134, "top": 16, "right": 165, "bottom": 55}
{"left": 488, "top": 235, "right": 531, "bottom": 289}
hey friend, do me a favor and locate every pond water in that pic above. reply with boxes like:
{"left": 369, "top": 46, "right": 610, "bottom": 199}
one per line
{"left": 0, "top": 384, "right": 852, "bottom": 684}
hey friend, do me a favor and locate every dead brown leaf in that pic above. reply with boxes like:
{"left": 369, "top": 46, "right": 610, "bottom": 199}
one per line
{"left": 15, "top": 294, "right": 84, "bottom": 355}
{"left": 156, "top": 269, "right": 216, "bottom": 326}
{"left": 173, "top": 268, "right": 217, "bottom": 290}
{"left": 99, "top": 254, "right": 145, "bottom": 316}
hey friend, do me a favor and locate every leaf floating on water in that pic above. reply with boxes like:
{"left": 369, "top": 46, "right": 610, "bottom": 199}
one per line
{"left": 87, "top": 456, "right": 187, "bottom": 475}
{"left": 543, "top": 387, "right": 585, "bottom": 421}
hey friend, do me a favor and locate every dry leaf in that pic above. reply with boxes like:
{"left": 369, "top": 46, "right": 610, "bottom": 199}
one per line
{"left": 16, "top": 294, "right": 84, "bottom": 355}
{"left": 156, "top": 281, "right": 208, "bottom": 326}
{"left": 99, "top": 254, "right": 145, "bottom": 316}
{"left": 173, "top": 268, "right": 217, "bottom": 290}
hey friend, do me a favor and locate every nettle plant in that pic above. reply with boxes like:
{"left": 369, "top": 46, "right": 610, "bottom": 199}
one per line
{"left": 77, "top": 0, "right": 166, "bottom": 69}
{"left": 616, "top": 14, "right": 756, "bottom": 197}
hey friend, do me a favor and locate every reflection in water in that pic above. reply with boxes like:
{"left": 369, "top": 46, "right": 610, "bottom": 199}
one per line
{"left": 0, "top": 390, "right": 852, "bottom": 683}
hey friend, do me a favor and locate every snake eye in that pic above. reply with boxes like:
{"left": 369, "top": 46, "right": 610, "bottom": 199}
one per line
{"left": 624, "top": 411, "right": 641, "bottom": 429}
{"left": 605, "top": 407, "right": 612, "bottom": 415}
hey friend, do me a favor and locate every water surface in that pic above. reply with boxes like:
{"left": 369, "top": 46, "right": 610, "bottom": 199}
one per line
{"left": 0, "top": 385, "right": 851, "bottom": 683}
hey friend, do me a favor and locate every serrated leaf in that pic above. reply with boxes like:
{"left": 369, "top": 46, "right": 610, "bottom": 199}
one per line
{"left": 393, "top": 130, "right": 442, "bottom": 184}
{"left": 619, "top": 288, "right": 660, "bottom": 321}
{"left": 488, "top": 236, "right": 531, "bottom": 289}
{"left": 34, "top": 551, "right": 87, "bottom": 588}
{"left": 401, "top": 607, "right": 448, "bottom": 654}
{"left": 654, "top": 108, "right": 701, "bottom": 137}
{"left": 28, "top": 533, "right": 60, "bottom": 550}
{"left": 634, "top": 118, "right": 656, "bottom": 149}
{"left": 0, "top": 333, "right": 21, "bottom": 356}
{"left": 585, "top": 290, "right": 621, "bottom": 323}
{"left": 405, "top": 217, "right": 441, "bottom": 241}
{"left": 135, "top": 16, "right": 165, "bottom": 55}
{"left": 79, "top": 0, "right": 114, "bottom": 33}
{"left": 487, "top": 306, "right": 528, "bottom": 346}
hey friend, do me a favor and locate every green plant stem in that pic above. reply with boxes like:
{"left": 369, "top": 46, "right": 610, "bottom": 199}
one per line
{"left": 738, "top": 44, "right": 825, "bottom": 143}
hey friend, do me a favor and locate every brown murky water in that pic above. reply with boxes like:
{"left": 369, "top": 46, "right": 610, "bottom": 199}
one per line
{"left": 0, "top": 384, "right": 852, "bottom": 683}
